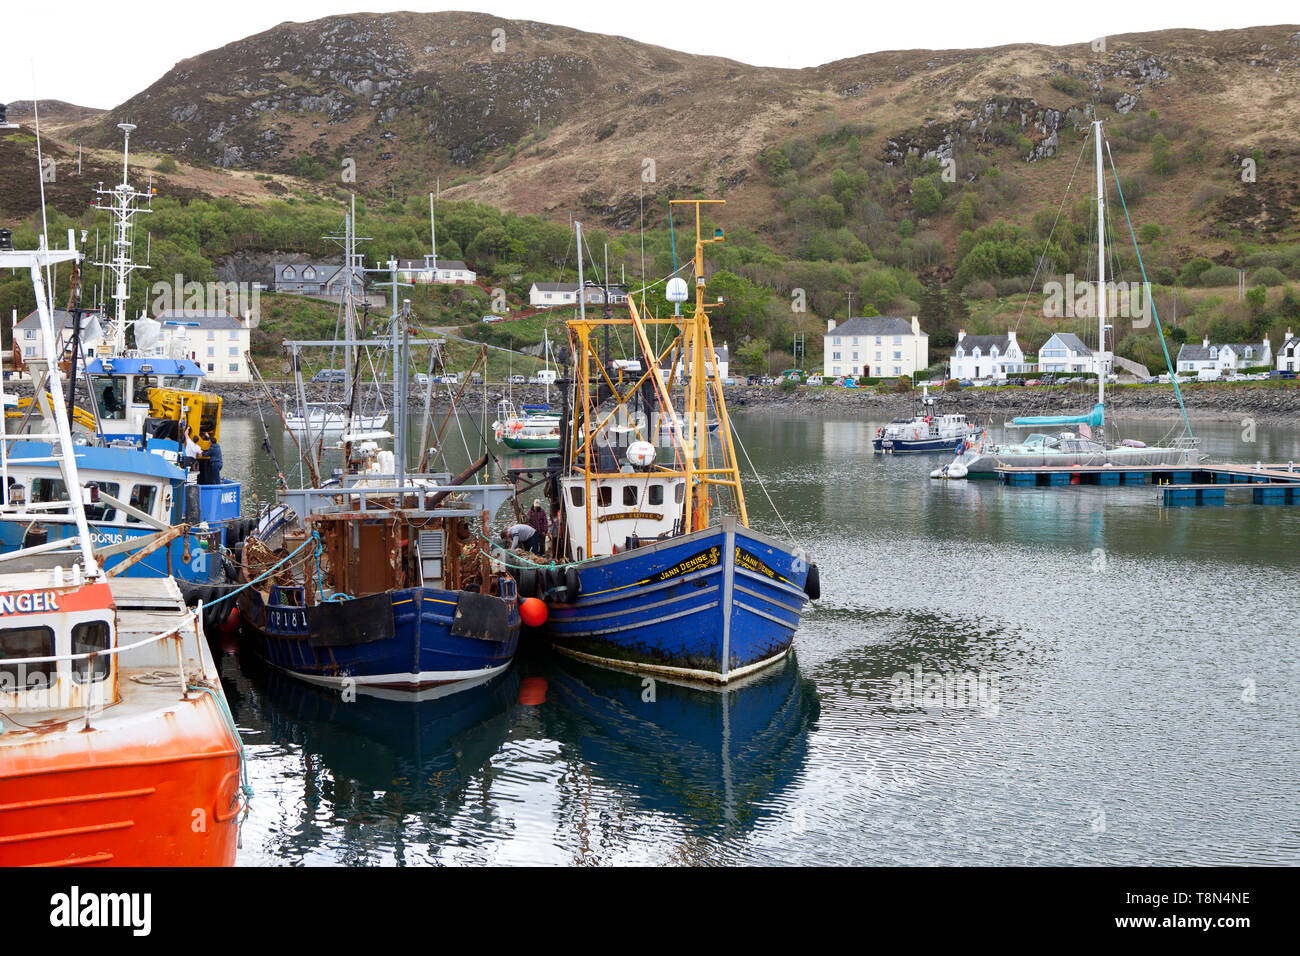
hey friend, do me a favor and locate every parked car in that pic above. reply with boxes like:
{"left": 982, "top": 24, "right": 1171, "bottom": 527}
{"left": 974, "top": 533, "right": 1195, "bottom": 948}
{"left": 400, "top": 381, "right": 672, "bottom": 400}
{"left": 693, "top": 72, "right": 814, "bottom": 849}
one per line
{"left": 1023, "top": 379, "right": 1042, "bottom": 387}
{"left": 723, "top": 377, "right": 738, "bottom": 386}
{"left": 510, "top": 374, "right": 526, "bottom": 385}
{"left": 482, "top": 315, "right": 504, "bottom": 324}
{"left": 760, "top": 376, "right": 776, "bottom": 386}
{"left": 414, "top": 373, "right": 431, "bottom": 387}
{"left": 806, "top": 375, "right": 824, "bottom": 386}
{"left": 311, "top": 369, "right": 347, "bottom": 384}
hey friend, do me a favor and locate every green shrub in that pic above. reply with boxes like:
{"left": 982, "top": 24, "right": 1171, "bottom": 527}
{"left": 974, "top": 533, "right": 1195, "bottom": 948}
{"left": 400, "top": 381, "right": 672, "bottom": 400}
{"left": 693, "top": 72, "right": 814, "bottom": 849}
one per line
{"left": 1199, "top": 265, "right": 1240, "bottom": 287}
{"left": 1250, "top": 266, "right": 1286, "bottom": 287}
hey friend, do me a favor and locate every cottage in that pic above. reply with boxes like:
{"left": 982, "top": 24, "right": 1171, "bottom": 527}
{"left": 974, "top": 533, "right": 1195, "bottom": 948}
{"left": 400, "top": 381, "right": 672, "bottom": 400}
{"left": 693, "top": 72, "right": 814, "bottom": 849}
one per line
{"left": 823, "top": 316, "right": 929, "bottom": 379}
{"left": 1036, "top": 332, "right": 1108, "bottom": 375}
{"left": 272, "top": 262, "right": 366, "bottom": 298}
{"left": 580, "top": 281, "right": 629, "bottom": 306}
{"left": 155, "top": 310, "right": 252, "bottom": 383}
{"left": 529, "top": 282, "right": 580, "bottom": 307}
{"left": 950, "top": 329, "right": 1033, "bottom": 380}
{"left": 672, "top": 341, "right": 729, "bottom": 380}
{"left": 1176, "top": 336, "right": 1271, "bottom": 375}
{"left": 11, "top": 308, "right": 106, "bottom": 374}
{"left": 396, "top": 257, "right": 476, "bottom": 285}
{"left": 1277, "top": 329, "right": 1300, "bottom": 373}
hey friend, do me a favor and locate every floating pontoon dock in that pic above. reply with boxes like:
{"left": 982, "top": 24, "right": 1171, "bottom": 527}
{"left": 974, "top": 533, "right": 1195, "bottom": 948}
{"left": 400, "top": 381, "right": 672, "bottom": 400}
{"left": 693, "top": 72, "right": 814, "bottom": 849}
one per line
{"left": 995, "top": 462, "right": 1300, "bottom": 506}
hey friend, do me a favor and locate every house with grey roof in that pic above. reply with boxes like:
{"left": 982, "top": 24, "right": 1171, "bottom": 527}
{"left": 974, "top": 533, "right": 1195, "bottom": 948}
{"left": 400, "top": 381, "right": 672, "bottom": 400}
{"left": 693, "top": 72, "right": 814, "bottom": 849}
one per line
{"left": 396, "top": 257, "right": 476, "bottom": 285}
{"left": 950, "top": 329, "right": 1034, "bottom": 380}
{"left": 273, "top": 262, "right": 365, "bottom": 297}
{"left": 823, "top": 315, "right": 929, "bottom": 379}
{"left": 1176, "top": 336, "right": 1271, "bottom": 376}
{"left": 529, "top": 282, "right": 580, "bottom": 307}
{"left": 1036, "top": 332, "right": 1108, "bottom": 375}
{"left": 1276, "top": 329, "right": 1299, "bottom": 373}
{"left": 155, "top": 310, "right": 251, "bottom": 383}
{"left": 11, "top": 308, "right": 107, "bottom": 375}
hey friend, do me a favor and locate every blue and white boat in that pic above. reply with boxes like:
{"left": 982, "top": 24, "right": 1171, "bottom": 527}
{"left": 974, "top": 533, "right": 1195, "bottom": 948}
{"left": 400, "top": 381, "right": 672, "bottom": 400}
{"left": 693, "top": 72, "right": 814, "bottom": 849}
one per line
{"left": 236, "top": 250, "right": 522, "bottom": 692}
{"left": 517, "top": 205, "right": 820, "bottom": 684}
{"left": 0, "top": 439, "right": 251, "bottom": 585}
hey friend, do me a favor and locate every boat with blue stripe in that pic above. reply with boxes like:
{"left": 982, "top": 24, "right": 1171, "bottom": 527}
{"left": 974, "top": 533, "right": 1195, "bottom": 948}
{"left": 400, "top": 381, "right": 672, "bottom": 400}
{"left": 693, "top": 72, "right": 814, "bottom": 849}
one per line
{"left": 0, "top": 439, "right": 253, "bottom": 584}
{"left": 240, "top": 581, "right": 520, "bottom": 691}
{"left": 546, "top": 517, "right": 810, "bottom": 681}
{"left": 507, "top": 203, "right": 820, "bottom": 685}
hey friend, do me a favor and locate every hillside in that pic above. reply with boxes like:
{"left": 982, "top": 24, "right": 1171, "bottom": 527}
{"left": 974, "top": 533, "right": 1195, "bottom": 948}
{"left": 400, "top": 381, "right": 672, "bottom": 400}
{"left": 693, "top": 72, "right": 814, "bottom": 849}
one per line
{"left": 3, "top": 15, "right": 1300, "bottom": 376}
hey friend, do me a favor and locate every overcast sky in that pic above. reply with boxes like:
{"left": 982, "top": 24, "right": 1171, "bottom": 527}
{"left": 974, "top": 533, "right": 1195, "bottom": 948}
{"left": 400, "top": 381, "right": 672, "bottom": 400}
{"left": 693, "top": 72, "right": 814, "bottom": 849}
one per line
{"left": 5, "top": 1, "right": 1297, "bottom": 109}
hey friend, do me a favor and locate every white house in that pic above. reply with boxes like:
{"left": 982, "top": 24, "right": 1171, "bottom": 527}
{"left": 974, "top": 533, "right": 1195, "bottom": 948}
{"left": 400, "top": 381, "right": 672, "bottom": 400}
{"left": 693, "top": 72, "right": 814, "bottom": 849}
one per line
{"left": 824, "top": 316, "right": 929, "bottom": 379}
{"left": 11, "top": 308, "right": 106, "bottom": 376}
{"left": 529, "top": 282, "right": 580, "bottom": 307}
{"left": 1176, "top": 336, "right": 1271, "bottom": 375}
{"left": 950, "top": 329, "right": 1033, "bottom": 380}
{"left": 672, "top": 342, "right": 729, "bottom": 380}
{"left": 396, "top": 257, "right": 476, "bottom": 285}
{"left": 156, "top": 309, "right": 252, "bottom": 383}
{"left": 1277, "top": 329, "right": 1300, "bottom": 372}
{"left": 1036, "top": 332, "right": 1110, "bottom": 375}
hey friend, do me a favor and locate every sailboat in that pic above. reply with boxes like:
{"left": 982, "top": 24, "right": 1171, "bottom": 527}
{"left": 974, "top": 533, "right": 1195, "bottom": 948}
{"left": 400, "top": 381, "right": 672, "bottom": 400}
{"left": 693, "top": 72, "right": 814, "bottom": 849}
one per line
{"left": 518, "top": 204, "right": 820, "bottom": 684}
{"left": 932, "top": 119, "right": 1200, "bottom": 479}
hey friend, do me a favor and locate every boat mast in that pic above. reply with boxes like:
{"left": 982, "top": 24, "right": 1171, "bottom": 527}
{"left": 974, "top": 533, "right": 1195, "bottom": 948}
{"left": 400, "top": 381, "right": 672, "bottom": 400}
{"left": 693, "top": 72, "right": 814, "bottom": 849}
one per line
{"left": 93, "top": 123, "right": 151, "bottom": 355}
{"left": 574, "top": 221, "right": 592, "bottom": 557}
{"left": 1095, "top": 119, "right": 1106, "bottom": 418}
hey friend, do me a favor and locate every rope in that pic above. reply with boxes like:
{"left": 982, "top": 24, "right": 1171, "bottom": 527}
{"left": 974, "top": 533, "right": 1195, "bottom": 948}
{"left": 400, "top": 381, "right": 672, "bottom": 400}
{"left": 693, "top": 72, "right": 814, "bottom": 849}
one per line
{"left": 187, "top": 680, "right": 252, "bottom": 826}
{"left": 727, "top": 421, "right": 798, "bottom": 547}
{"left": 1105, "top": 138, "right": 1194, "bottom": 441}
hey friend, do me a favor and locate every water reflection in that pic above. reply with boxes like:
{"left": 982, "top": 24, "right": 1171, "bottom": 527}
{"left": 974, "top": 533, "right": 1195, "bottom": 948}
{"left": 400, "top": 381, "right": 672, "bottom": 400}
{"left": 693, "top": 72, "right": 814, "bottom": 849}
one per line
{"left": 543, "top": 653, "right": 819, "bottom": 838}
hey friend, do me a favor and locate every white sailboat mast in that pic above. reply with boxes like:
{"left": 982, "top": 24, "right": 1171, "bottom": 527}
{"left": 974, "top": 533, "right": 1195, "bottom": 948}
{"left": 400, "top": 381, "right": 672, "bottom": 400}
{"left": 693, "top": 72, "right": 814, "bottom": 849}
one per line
{"left": 1095, "top": 119, "right": 1106, "bottom": 411}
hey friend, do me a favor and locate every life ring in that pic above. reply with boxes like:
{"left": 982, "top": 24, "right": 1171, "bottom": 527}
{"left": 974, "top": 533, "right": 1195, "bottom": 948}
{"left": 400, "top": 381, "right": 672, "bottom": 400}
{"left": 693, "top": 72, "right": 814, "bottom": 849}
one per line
{"left": 509, "top": 421, "right": 523, "bottom": 434}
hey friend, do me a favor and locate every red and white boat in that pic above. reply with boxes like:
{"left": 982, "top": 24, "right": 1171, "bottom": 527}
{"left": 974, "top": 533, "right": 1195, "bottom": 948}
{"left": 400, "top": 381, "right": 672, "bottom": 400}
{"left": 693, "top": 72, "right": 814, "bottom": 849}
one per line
{"left": 0, "top": 172, "right": 245, "bottom": 866}
{"left": 0, "top": 572, "right": 243, "bottom": 866}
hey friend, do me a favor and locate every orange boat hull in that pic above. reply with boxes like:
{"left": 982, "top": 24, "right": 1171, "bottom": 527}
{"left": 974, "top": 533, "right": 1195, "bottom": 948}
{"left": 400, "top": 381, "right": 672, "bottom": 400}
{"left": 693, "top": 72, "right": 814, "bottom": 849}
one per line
{"left": 0, "top": 692, "right": 241, "bottom": 867}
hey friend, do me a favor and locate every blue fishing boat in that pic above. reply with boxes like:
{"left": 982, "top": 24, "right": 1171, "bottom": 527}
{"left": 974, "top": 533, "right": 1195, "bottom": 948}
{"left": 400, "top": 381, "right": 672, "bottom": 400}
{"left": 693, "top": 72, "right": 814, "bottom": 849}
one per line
{"left": 236, "top": 247, "right": 522, "bottom": 692}
{"left": 0, "top": 439, "right": 251, "bottom": 586}
{"left": 511, "top": 203, "right": 820, "bottom": 684}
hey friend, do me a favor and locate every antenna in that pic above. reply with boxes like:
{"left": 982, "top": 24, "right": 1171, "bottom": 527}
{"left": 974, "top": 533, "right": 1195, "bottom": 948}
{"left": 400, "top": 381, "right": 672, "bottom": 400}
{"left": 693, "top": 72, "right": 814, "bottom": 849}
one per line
{"left": 92, "top": 122, "right": 153, "bottom": 354}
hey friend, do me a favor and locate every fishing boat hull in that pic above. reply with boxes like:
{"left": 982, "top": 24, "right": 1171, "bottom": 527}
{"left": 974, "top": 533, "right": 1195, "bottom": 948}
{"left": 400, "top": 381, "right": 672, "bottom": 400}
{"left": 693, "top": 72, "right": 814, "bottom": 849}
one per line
{"left": 0, "top": 685, "right": 241, "bottom": 866}
{"left": 238, "top": 584, "right": 521, "bottom": 690}
{"left": 285, "top": 412, "right": 389, "bottom": 436}
{"left": 543, "top": 517, "right": 810, "bottom": 684}
{"left": 500, "top": 433, "right": 561, "bottom": 452}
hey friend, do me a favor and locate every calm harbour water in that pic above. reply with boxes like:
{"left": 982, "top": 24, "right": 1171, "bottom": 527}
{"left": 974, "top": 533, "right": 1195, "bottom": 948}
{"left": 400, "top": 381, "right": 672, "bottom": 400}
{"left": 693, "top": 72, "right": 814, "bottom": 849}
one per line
{"left": 215, "top": 409, "right": 1299, "bottom": 865}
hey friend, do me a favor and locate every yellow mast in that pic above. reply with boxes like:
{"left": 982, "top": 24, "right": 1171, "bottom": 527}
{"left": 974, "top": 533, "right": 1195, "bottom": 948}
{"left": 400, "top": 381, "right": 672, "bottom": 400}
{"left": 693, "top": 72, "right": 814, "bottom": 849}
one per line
{"left": 564, "top": 199, "right": 749, "bottom": 554}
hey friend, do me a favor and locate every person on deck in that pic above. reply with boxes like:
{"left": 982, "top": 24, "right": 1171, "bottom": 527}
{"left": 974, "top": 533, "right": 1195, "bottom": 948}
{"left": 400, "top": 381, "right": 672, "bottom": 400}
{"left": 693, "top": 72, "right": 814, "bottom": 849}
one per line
{"left": 181, "top": 425, "right": 202, "bottom": 523}
{"left": 525, "top": 498, "right": 549, "bottom": 546}
{"left": 501, "top": 522, "right": 542, "bottom": 555}
{"left": 198, "top": 430, "right": 223, "bottom": 485}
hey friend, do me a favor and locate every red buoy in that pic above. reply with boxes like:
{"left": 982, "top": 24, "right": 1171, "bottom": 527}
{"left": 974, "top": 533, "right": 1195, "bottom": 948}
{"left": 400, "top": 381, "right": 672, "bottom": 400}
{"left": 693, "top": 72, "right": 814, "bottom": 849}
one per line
{"left": 519, "top": 676, "right": 548, "bottom": 706}
{"left": 520, "top": 597, "right": 548, "bottom": 627}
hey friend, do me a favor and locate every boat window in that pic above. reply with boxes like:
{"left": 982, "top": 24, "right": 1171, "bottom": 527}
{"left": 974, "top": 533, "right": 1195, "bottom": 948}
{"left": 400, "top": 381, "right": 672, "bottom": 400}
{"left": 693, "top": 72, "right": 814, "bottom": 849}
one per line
{"left": 674, "top": 483, "right": 684, "bottom": 503}
{"left": 0, "top": 625, "right": 55, "bottom": 689}
{"left": 569, "top": 486, "right": 584, "bottom": 507}
{"left": 128, "top": 484, "right": 158, "bottom": 522}
{"left": 92, "top": 375, "right": 126, "bottom": 420}
{"left": 71, "top": 620, "right": 111, "bottom": 683}
{"left": 622, "top": 485, "right": 638, "bottom": 506}
{"left": 31, "top": 477, "right": 69, "bottom": 514}
{"left": 648, "top": 483, "right": 664, "bottom": 506}
{"left": 132, "top": 375, "right": 158, "bottom": 404}
{"left": 163, "top": 376, "right": 198, "bottom": 391}
{"left": 597, "top": 486, "right": 612, "bottom": 507}
{"left": 84, "top": 482, "right": 119, "bottom": 522}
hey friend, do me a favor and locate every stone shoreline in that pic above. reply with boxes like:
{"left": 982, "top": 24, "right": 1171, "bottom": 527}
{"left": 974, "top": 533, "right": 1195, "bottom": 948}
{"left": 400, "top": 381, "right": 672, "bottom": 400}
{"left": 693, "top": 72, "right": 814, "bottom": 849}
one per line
{"left": 11, "top": 379, "right": 1299, "bottom": 425}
